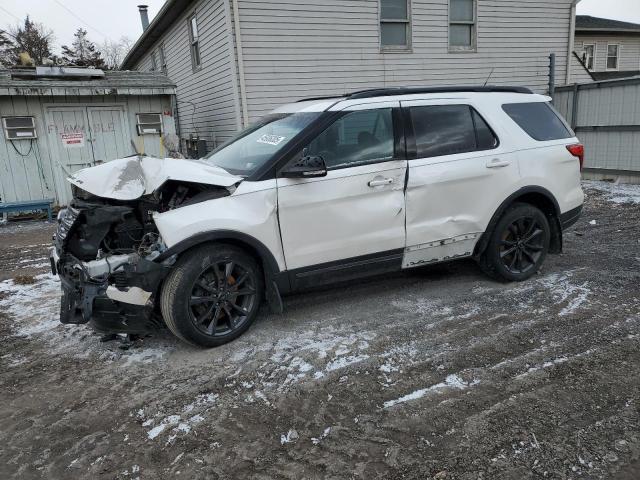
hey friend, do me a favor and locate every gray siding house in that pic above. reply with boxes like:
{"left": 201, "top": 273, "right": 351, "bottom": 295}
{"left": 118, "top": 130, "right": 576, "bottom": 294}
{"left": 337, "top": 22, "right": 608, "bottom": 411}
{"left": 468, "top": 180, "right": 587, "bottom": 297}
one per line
{"left": 122, "top": 0, "right": 581, "bottom": 151}
{"left": 573, "top": 15, "right": 640, "bottom": 82}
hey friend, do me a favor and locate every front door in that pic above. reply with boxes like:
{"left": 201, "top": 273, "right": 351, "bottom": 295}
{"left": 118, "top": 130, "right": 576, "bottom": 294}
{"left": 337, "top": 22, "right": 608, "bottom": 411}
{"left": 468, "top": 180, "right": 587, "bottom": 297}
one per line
{"left": 401, "top": 100, "right": 521, "bottom": 268}
{"left": 277, "top": 104, "right": 407, "bottom": 285}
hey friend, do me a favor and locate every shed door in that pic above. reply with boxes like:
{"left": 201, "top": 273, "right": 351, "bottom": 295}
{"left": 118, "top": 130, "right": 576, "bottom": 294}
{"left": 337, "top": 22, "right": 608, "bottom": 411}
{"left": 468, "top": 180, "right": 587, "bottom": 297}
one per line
{"left": 47, "top": 108, "right": 95, "bottom": 173}
{"left": 87, "top": 107, "right": 129, "bottom": 163}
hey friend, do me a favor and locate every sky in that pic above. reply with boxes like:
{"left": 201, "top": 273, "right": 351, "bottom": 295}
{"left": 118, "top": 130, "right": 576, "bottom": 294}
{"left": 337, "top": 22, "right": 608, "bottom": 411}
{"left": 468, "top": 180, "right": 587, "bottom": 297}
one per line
{"left": 1, "top": 0, "right": 640, "bottom": 54}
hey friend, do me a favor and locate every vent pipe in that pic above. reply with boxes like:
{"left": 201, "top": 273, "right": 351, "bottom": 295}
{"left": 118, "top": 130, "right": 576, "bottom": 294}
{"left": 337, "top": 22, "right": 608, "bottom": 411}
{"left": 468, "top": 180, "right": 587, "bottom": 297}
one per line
{"left": 138, "top": 5, "right": 150, "bottom": 31}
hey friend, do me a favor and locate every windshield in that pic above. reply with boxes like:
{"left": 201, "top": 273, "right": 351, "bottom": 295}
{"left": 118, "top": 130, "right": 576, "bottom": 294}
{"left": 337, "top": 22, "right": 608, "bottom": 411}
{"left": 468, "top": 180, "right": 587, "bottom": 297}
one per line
{"left": 203, "top": 112, "right": 322, "bottom": 176}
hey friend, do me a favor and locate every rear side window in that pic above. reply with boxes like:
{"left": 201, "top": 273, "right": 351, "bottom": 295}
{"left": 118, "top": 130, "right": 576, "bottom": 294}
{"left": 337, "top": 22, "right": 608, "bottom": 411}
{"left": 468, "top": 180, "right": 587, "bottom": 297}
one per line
{"left": 502, "top": 102, "right": 573, "bottom": 141}
{"left": 409, "top": 105, "right": 498, "bottom": 158}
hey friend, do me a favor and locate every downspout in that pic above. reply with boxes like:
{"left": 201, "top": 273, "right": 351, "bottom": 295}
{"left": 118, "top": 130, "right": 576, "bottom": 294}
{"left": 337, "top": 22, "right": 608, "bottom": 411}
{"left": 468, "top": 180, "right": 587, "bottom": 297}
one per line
{"left": 566, "top": 0, "right": 580, "bottom": 85}
{"left": 223, "top": 0, "right": 243, "bottom": 130}
{"left": 231, "top": 0, "right": 249, "bottom": 127}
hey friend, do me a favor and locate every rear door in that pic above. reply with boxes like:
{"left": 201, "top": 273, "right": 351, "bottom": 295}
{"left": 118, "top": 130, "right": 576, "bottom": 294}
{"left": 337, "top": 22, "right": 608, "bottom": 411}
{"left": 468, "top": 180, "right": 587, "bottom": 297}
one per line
{"left": 277, "top": 103, "right": 407, "bottom": 284}
{"left": 401, "top": 100, "right": 520, "bottom": 268}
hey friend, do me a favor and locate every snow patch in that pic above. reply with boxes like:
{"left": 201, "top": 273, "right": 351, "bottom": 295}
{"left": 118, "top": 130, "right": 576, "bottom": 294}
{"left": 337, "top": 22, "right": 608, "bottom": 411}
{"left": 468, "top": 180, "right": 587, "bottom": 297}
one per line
{"left": 584, "top": 180, "right": 640, "bottom": 205}
{"left": 384, "top": 374, "right": 480, "bottom": 408}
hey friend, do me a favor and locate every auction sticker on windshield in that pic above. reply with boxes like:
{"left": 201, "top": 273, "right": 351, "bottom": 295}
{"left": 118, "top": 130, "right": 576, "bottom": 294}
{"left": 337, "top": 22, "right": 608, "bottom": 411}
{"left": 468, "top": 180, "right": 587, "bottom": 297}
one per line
{"left": 257, "top": 134, "right": 286, "bottom": 146}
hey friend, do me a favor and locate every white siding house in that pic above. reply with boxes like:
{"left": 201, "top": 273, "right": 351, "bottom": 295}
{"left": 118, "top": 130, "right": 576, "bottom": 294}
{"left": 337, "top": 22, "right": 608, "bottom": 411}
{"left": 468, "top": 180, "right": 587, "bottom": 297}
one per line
{"left": 122, "top": 0, "right": 581, "bottom": 151}
{"left": 572, "top": 15, "right": 640, "bottom": 82}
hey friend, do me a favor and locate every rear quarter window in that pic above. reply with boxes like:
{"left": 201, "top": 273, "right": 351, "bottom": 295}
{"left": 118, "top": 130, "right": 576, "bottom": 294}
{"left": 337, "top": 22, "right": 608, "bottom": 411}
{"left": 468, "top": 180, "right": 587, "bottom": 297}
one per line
{"left": 502, "top": 102, "right": 573, "bottom": 141}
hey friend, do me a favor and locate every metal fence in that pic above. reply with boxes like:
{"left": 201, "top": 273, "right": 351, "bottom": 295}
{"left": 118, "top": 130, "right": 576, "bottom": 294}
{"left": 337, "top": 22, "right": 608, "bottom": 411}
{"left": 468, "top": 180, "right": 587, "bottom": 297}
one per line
{"left": 554, "top": 77, "right": 640, "bottom": 179}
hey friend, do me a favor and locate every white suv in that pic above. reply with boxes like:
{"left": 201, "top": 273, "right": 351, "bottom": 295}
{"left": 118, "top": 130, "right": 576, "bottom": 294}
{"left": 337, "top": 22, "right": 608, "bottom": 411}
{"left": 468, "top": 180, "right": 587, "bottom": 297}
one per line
{"left": 51, "top": 86, "right": 584, "bottom": 347}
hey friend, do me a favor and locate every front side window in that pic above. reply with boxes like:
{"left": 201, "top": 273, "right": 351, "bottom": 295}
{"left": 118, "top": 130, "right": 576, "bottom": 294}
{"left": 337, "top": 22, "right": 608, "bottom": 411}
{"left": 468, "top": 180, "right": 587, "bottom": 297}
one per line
{"left": 583, "top": 44, "right": 595, "bottom": 70}
{"left": 607, "top": 44, "right": 619, "bottom": 70}
{"left": 502, "top": 102, "right": 573, "bottom": 141}
{"left": 449, "top": 0, "right": 476, "bottom": 50}
{"left": 409, "top": 105, "right": 496, "bottom": 158}
{"left": 204, "top": 112, "right": 321, "bottom": 176}
{"left": 150, "top": 51, "right": 158, "bottom": 71}
{"left": 188, "top": 14, "right": 201, "bottom": 70}
{"left": 305, "top": 109, "right": 395, "bottom": 169}
{"left": 380, "top": 0, "right": 411, "bottom": 49}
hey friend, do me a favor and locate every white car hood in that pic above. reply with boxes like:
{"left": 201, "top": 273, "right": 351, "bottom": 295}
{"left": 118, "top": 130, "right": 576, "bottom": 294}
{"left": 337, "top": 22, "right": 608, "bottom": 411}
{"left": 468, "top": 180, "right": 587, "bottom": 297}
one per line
{"left": 67, "top": 156, "right": 242, "bottom": 200}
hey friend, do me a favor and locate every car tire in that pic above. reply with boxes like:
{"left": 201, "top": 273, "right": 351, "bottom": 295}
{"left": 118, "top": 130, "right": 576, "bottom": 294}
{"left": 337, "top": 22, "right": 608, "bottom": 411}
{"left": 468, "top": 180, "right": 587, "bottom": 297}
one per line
{"left": 478, "top": 202, "right": 551, "bottom": 282}
{"left": 160, "top": 244, "right": 264, "bottom": 347}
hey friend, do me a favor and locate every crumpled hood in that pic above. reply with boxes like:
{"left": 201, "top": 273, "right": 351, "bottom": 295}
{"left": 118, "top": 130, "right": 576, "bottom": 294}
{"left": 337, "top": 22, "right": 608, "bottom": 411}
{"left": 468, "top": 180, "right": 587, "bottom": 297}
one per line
{"left": 67, "top": 156, "right": 243, "bottom": 200}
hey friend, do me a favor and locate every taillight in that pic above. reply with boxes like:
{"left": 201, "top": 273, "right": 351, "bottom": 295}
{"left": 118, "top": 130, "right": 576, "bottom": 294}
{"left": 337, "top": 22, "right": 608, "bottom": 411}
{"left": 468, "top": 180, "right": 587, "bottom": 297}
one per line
{"left": 566, "top": 144, "right": 584, "bottom": 171}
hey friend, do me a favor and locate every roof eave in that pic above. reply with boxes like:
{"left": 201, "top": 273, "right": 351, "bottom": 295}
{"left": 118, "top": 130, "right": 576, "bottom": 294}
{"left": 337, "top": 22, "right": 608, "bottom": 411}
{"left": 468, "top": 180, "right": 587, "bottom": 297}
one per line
{"left": 576, "top": 28, "right": 640, "bottom": 34}
{"left": 121, "top": 0, "right": 196, "bottom": 70}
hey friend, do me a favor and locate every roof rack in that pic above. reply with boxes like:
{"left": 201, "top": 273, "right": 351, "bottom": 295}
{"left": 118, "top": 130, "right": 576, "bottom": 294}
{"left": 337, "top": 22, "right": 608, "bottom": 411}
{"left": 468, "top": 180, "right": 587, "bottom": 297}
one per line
{"left": 296, "top": 85, "right": 533, "bottom": 102}
{"left": 347, "top": 86, "right": 533, "bottom": 99}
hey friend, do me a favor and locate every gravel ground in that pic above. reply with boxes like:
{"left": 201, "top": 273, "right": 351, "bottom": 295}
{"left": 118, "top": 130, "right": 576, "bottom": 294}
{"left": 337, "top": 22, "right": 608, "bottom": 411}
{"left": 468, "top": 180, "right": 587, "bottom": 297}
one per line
{"left": 0, "top": 181, "right": 639, "bottom": 480}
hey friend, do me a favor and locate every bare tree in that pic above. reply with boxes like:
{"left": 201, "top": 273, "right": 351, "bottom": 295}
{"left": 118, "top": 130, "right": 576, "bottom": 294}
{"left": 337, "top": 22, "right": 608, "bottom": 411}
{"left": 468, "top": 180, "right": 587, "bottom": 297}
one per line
{"left": 0, "top": 30, "right": 13, "bottom": 67}
{"left": 5, "top": 16, "right": 55, "bottom": 66}
{"left": 99, "top": 36, "right": 133, "bottom": 70}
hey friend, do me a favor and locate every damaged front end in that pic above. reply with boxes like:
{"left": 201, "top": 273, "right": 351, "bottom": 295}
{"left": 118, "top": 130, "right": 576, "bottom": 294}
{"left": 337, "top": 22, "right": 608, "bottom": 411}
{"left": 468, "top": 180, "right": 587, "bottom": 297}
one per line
{"left": 51, "top": 156, "right": 241, "bottom": 334}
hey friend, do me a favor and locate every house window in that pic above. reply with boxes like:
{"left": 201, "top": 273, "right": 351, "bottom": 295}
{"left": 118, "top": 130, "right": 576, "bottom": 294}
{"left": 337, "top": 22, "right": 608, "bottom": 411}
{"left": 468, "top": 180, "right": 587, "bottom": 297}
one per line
{"left": 3, "top": 116, "right": 37, "bottom": 140}
{"left": 582, "top": 44, "right": 595, "bottom": 71}
{"left": 449, "top": 0, "right": 476, "bottom": 51}
{"left": 188, "top": 14, "right": 201, "bottom": 70}
{"left": 159, "top": 44, "right": 168, "bottom": 74}
{"left": 607, "top": 44, "right": 619, "bottom": 70}
{"left": 380, "top": 0, "right": 411, "bottom": 50}
{"left": 136, "top": 113, "right": 163, "bottom": 135}
{"left": 150, "top": 51, "right": 158, "bottom": 71}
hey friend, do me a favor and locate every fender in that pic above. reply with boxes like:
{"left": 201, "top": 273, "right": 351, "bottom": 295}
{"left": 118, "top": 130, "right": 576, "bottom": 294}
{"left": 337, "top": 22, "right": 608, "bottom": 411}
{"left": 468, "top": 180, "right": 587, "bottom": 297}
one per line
{"left": 474, "top": 186, "right": 563, "bottom": 257}
{"left": 156, "top": 229, "right": 281, "bottom": 273}
{"left": 155, "top": 230, "right": 287, "bottom": 312}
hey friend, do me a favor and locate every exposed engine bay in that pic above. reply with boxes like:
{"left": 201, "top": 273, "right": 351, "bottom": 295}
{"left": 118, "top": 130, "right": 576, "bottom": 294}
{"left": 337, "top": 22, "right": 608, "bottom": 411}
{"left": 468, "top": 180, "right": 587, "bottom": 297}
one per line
{"left": 51, "top": 156, "right": 240, "bottom": 334}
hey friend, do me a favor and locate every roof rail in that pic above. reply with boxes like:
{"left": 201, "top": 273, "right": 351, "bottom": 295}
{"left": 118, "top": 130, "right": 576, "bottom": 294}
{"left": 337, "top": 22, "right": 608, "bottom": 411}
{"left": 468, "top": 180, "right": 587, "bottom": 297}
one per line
{"left": 296, "top": 85, "right": 533, "bottom": 103}
{"left": 295, "top": 94, "right": 345, "bottom": 103}
{"left": 346, "top": 85, "right": 533, "bottom": 99}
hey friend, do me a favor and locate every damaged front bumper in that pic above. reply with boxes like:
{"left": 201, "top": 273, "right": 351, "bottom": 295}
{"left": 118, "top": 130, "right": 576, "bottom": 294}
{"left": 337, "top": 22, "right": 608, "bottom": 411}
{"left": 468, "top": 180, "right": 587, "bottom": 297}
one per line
{"left": 51, "top": 248, "right": 170, "bottom": 335}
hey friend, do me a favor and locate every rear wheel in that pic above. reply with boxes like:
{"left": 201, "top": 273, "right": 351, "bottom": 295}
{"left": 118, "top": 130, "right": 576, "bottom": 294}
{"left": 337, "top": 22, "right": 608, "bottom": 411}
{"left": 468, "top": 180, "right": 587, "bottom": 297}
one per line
{"left": 161, "top": 244, "right": 264, "bottom": 347}
{"left": 478, "top": 203, "right": 551, "bottom": 282}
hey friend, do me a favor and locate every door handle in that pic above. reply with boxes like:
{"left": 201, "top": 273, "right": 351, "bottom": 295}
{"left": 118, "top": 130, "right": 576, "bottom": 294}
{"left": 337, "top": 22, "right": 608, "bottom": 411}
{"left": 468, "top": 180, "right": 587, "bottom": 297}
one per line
{"left": 486, "top": 158, "right": 510, "bottom": 169}
{"left": 368, "top": 178, "right": 394, "bottom": 187}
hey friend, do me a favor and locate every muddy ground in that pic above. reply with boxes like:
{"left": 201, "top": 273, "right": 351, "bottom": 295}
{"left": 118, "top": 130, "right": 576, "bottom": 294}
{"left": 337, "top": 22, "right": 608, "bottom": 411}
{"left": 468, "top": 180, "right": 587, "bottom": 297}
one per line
{"left": 0, "top": 181, "right": 638, "bottom": 480}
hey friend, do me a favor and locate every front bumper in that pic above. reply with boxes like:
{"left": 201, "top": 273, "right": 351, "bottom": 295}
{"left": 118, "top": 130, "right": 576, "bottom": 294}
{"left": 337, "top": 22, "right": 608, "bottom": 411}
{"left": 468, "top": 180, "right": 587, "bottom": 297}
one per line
{"left": 51, "top": 247, "right": 170, "bottom": 334}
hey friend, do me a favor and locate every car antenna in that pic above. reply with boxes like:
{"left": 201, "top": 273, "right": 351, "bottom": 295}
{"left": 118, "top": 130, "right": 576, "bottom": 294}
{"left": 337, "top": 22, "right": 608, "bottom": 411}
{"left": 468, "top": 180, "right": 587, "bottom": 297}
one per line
{"left": 483, "top": 68, "right": 495, "bottom": 87}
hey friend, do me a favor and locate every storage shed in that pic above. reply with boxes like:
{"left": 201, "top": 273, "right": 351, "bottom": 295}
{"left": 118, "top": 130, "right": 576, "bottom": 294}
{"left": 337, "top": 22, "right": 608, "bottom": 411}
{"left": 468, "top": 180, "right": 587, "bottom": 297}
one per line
{"left": 0, "top": 67, "right": 177, "bottom": 207}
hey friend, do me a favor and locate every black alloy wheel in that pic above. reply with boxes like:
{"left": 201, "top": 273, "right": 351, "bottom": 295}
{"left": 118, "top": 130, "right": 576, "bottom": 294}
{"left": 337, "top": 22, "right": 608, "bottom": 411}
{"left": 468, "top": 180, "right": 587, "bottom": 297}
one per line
{"left": 161, "top": 244, "right": 264, "bottom": 347}
{"left": 499, "top": 216, "right": 546, "bottom": 275}
{"left": 478, "top": 202, "right": 551, "bottom": 282}
{"left": 189, "top": 260, "right": 257, "bottom": 337}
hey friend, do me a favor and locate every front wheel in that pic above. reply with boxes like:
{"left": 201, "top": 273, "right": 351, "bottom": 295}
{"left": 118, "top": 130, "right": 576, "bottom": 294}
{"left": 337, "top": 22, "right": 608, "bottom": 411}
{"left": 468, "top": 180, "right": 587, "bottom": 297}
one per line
{"left": 478, "top": 203, "right": 551, "bottom": 282}
{"left": 160, "top": 244, "right": 264, "bottom": 347}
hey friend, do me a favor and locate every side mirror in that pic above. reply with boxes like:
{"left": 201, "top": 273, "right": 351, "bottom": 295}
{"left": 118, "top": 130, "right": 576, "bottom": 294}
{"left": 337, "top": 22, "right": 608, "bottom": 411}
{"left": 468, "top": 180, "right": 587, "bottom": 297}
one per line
{"left": 280, "top": 154, "right": 327, "bottom": 179}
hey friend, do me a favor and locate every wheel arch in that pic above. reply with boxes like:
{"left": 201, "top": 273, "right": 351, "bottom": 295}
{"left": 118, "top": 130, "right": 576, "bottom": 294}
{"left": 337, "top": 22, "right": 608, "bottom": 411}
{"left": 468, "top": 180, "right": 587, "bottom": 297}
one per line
{"left": 475, "top": 186, "right": 563, "bottom": 257}
{"left": 156, "top": 230, "right": 284, "bottom": 288}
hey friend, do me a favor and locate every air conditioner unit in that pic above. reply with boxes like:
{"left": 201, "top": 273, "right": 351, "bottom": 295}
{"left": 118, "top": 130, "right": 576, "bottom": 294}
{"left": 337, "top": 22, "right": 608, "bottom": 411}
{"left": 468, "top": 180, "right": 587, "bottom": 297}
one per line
{"left": 3, "top": 116, "right": 37, "bottom": 140}
{"left": 136, "top": 113, "right": 163, "bottom": 135}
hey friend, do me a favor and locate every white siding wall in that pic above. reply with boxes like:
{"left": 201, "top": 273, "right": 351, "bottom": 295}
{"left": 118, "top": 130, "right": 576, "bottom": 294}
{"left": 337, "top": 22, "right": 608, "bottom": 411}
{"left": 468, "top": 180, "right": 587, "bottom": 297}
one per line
{"left": 136, "top": 0, "right": 239, "bottom": 149}
{"left": 238, "top": 0, "right": 575, "bottom": 121}
{"left": 569, "top": 53, "right": 595, "bottom": 84}
{"left": 575, "top": 35, "right": 640, "bottom": 73}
